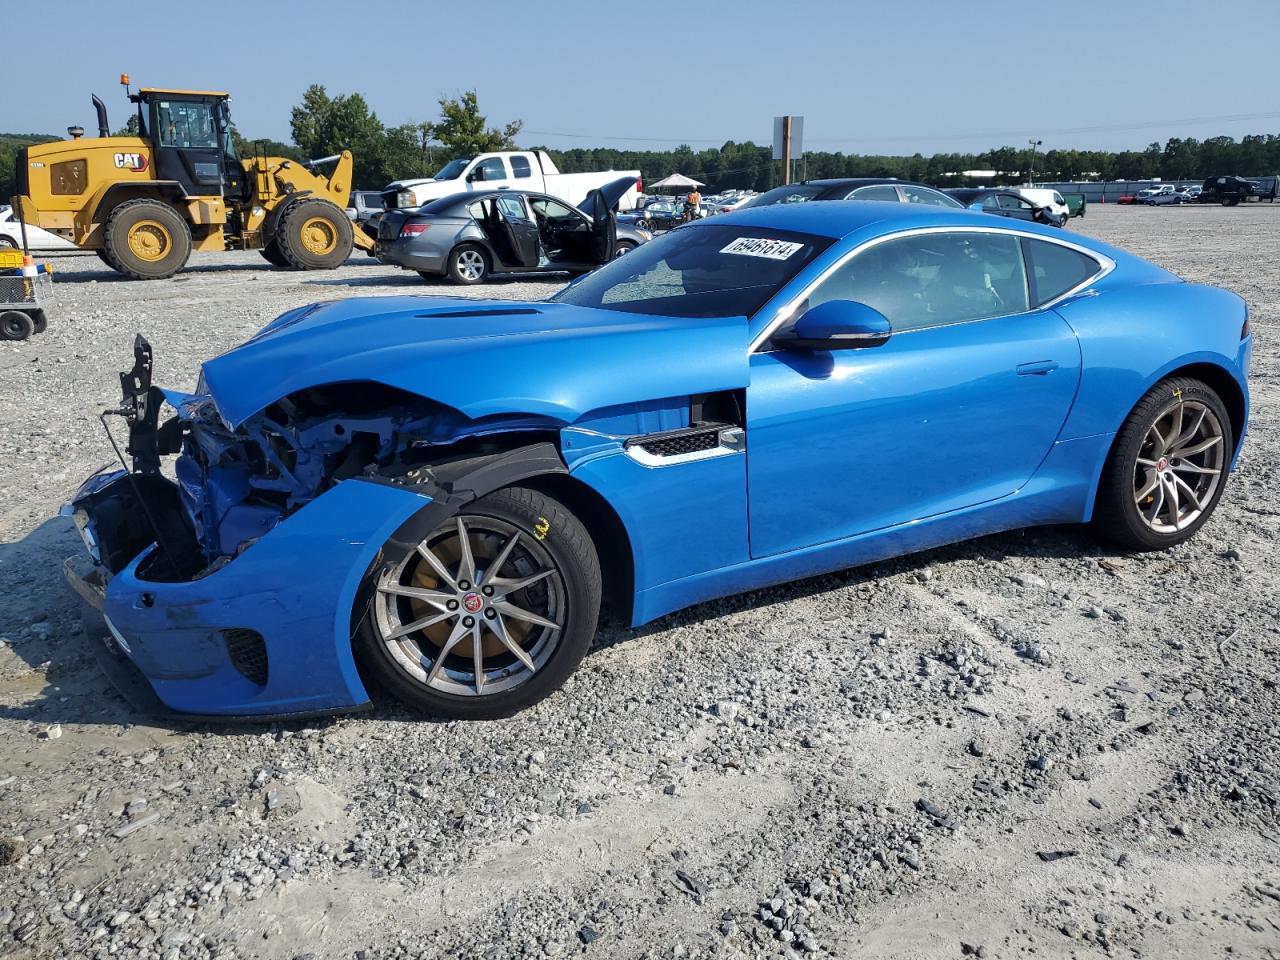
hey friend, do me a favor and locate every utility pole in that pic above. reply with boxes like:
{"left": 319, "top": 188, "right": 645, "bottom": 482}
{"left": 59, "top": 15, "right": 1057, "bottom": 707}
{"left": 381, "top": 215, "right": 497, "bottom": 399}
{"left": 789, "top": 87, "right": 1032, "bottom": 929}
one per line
{"left": 1027, "top": 137, "right": 1042, "bottom": 186}
{"left": 782, "top": 116, "right": 793, "bottom": 185}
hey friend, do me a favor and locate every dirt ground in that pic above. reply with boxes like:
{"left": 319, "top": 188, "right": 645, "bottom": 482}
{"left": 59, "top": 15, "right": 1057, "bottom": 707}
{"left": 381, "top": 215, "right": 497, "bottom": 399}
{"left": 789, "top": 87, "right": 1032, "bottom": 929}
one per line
{"left": 0, "top": 205, "right": 1277, "bottom": 960}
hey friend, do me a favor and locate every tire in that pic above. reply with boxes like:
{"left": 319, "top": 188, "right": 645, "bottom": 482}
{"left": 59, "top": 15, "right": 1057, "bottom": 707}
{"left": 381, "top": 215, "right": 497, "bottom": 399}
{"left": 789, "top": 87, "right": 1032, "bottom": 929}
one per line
{"left": 613, "top": 240, "right": 637, "bottom": 257}
{"left": 31, "top": 310, "right": 47, "bottom": 334}
{"left": 1222, "top": 196, "right": 1240, "bottom": 207}
{"left": 102, "top": 199, "right": 192, "bottom": 280}
{"left": 273, "top": 199, "right": 354, "bottom": 270}
{"left": 0, "top": 235, "right": 17, "bottom": 249}
{"left": 96, "top": 249, "right": 117, "bottom": 268}
{"left": 1092, "top": 377, "right": 1232, "bottom": 551}
{"left": 259, "top": 240, "right": 289, "bottom": 267}
{"left": 358, "top": 485, "right": 602, "bottom": 720}
{"left": 447, "top": 244, "right": 490, "bottom": 285}
{"left": 0, "top": 311, "right": 35, "bottom": 341}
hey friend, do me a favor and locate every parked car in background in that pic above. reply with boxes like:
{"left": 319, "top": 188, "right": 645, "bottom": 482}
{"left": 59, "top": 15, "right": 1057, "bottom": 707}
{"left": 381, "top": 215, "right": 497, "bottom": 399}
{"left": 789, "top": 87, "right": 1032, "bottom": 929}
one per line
{"left": 1199, "top": 175, "right": 1278, "bottom": 205}
{"left": 1184, "top": 186, "right": 1202, "bottom": 201}
{"left": 381, "top": 151, "right": 641, "bottom": 212}
{"left": 1135, "top": 184, "right": 1174, "bottom": 203}
{"left": 715, "top": 194, "right": 756, "bottom": 215}
{"left": 1016, "top": 188, "right": 1070, "bottom": 221}
{"left": 635, "top": 200, "right": 687, "bottom": 231}
{"left": 375, "top": 178, "right": 648, "bottom": 284}
{"left": 65, "top": 201, "right": 1252, "bottom": 719}
{"left": 944, "top": 188, "right": 1064, "bottom": 226}
{"left": 739, "top": 179, "right": 963, "bottom": 210}
{"left": 0, "top": 205, "right": 79, "bottom": 252}
{"left": 1116, "top": 193, "right": 1138, "bottom": 205}
{"left": 345, "top": 191, "right": 385, "bottom": 224}
{"left": 1146, "top": 187, "right": 1192, "bottom": 206}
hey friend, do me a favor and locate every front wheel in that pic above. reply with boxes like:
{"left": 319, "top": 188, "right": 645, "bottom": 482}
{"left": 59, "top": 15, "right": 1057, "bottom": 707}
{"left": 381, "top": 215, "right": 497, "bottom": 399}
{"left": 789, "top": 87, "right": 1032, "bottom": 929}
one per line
{"left": 0, "top": 235, "right": 17, "bottom": 249}
{"left": 274, "top": 199, "right": 354, "bottom": 270}
{"left": 359, "top": 485, "right": 602, "bottom": 719}
{"left": 1093, "top": 377, "right": 1231, "bottom": 550}
{"left": 613, "top": 240, "right": 637, "bottom": 258}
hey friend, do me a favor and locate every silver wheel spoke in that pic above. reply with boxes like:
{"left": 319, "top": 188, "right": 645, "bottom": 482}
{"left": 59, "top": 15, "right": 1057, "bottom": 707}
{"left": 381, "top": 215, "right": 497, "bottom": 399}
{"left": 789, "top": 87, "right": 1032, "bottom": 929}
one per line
{"left": 1135, "top": 470, "right": 1160, "bottom": 501}
{"left": 489, "top": 568, "right": 554, "bottom": 597}
{"left": 1163, "top": 476, "right": 1182, "bottom": 528}
{"left": 1144, "top": 481, "right": 1165, "bottom": 523}
{"left": 1171, "top": 473, "right": 1203, "bottom": 512}
{"left": 415, "top": 543, "right": 458, "bottom": 591}
{"left": 1136, "top": 457, "right": 1158, "bottom": 467}
{"left": 486, "top": 613, "right": 537, "bottom": 673}
{"left": 384, "top": 609, "right": 455, "bottom": 640}
{"left": 1173, "top": 435, "right": 1222, "bottom": 457}
{"left": 481, "top": 531, "right": 521, "bottom": 586}
{"left": 493, "top": 599, "right": 561, "bottom": 631}
{"left": 455, "top": 516, "right": 476, "bottom": 585}
{"left": 1171, "top": 461, "right": 1220, "bottom": 476}
{"left": 1149, "top": 423, "right": 1168, "bottom": 455}
{"left": 426, "top": 619, "right": 472, "bottom": 684}
{"left": 1170, "top": 406, "right": 1207, "bottom": 450}
{"left": 472, "top": 626, "right": 486, "bottom": 694}
{"left": 378, "top": 583, "right": 454, "bottom": 608}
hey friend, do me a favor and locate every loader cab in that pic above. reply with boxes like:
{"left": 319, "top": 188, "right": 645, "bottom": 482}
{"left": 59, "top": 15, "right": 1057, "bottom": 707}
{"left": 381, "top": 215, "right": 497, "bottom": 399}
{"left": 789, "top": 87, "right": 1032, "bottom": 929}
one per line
{"left": 132, "top": 89, "right": 243, "bottom": 199}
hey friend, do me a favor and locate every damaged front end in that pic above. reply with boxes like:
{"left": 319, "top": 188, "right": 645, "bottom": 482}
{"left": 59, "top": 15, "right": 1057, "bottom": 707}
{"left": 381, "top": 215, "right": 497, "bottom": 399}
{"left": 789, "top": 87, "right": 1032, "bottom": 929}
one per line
{"left": 62, "top": 335, "right": 552, "bottom": 719}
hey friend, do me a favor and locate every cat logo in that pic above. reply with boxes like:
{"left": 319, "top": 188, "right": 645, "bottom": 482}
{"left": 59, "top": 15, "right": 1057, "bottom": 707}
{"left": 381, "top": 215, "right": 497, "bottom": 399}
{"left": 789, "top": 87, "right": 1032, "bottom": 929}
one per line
{"left": 113, "top": 153, "right": 149, "bottom": 172}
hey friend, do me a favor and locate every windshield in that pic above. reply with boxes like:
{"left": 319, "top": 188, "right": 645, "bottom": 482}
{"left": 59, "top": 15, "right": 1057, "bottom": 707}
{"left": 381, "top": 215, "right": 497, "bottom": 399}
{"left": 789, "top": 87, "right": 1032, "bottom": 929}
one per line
{"left": 739, "top": 184, "right": 828, "bottom": 209}
{"left": 433, "top": 158, "right": 472, "bottom": 180}
{"left": 552, "top": 224, "right": 833, "bottom": 319}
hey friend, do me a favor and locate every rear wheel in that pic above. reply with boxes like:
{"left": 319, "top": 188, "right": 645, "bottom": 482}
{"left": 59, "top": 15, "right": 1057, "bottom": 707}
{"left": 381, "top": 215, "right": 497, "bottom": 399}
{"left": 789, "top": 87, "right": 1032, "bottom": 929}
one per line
{"left": 359, "top": 485, "right": 602, "bottom": 719}
{"left": 1093, "top": 377, "right": 1231, "bottom": 550}
{"left": 614, "top": 240, "right": 637, "bottom": 257}
{"left": 0, "top": 311, "right": 35, "bottom": 341}
{"left": 447, "top": 244, "right": 489, "bottom": 285}
{"left": 0, "top": 235, "right": 17, "bottom": 249}
{"left": 274, "top": 199, "right": 353, "bottom": 270}
{"left": 102, "top": 199, "right": 192, "bottom": 280}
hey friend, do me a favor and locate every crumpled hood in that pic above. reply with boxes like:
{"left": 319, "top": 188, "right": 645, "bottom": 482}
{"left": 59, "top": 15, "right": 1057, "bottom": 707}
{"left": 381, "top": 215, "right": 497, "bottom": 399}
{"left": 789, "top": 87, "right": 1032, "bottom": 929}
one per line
{"left": 201, "top": 296, "right": 749, "bottom": 427}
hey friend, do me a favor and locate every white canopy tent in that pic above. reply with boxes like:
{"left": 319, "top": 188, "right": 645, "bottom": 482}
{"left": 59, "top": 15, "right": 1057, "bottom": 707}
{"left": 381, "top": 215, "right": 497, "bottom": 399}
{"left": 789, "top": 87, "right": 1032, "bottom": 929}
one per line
{"left": 648, "top": 173, "right": 705, "bottom": 192}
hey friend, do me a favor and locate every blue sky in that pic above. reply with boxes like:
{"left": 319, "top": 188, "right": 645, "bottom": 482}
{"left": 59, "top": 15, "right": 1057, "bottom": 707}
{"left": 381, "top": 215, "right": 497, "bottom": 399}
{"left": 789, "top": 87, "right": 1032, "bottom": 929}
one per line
{"left": 4, "top": 0, "right": 1277, "bottom": 155}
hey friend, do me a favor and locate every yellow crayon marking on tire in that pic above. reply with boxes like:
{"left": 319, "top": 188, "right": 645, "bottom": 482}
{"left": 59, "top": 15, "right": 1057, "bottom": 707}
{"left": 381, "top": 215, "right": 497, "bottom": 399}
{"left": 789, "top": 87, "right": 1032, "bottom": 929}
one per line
{"left": 534, "top": 517, "right": 551, "bottom": 541}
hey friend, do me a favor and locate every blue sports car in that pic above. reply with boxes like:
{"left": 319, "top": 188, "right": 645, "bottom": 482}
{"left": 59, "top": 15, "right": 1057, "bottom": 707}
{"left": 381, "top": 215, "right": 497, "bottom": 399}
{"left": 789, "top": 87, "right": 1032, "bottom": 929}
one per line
{"left": 63, "top": 202, "right": 1252, "bottom": 720}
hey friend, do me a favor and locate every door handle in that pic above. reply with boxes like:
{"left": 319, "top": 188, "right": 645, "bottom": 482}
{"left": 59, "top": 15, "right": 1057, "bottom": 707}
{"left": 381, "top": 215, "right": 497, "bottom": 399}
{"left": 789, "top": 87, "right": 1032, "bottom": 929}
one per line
{"left": 1016, "top": 360, "right": 1060, "bottom": 376}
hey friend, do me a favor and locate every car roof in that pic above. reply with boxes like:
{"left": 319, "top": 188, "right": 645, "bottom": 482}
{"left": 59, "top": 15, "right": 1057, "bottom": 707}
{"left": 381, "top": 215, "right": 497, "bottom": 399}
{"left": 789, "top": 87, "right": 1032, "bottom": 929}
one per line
{"left": 705, "top": 199, "right": 989, "bottom": 239}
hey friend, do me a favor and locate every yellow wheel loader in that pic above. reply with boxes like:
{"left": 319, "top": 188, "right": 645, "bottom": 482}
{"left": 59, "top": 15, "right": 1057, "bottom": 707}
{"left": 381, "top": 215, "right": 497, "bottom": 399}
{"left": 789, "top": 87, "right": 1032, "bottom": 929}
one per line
{"left": 10, "top": 77, "right": 374, "bottom": 280}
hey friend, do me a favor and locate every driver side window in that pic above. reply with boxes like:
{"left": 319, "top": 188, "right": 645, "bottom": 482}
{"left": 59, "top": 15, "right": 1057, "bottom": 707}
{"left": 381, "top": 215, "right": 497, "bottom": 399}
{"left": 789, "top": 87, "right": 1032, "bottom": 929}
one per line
{"left": 798, "top": 231, "right": 1031, "bottom": 333}
{"left": 473, "top": 157, "right": 507, "bottom": 182}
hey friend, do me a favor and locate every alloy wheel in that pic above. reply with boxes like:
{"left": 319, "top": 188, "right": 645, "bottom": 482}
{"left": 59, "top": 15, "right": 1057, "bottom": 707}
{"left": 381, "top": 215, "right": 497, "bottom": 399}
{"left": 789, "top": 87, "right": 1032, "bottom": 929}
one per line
{"left": 457, "top": 249, "right": 486, "bottom": 281}
{"left": 373, "top": 516, "right": 565, "bottom": 697}
{"left": 1133, "top": 398, "right": 1225, "bottom": 534}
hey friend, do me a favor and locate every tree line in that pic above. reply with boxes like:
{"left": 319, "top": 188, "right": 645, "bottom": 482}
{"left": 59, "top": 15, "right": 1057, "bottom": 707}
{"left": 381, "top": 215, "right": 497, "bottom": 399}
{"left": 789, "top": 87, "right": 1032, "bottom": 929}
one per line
{"left": 3, "top": 87, "right": 1280, "bottom": 202}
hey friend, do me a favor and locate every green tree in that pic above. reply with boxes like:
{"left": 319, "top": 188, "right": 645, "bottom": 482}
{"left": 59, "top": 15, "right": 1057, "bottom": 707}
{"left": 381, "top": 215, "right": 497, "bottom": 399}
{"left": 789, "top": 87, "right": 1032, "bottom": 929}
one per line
{"left": 289, "top": 84, "right": 388, "bottom": 187}
{"left": 432, "top": 91, "right": 522, "bottom": 157}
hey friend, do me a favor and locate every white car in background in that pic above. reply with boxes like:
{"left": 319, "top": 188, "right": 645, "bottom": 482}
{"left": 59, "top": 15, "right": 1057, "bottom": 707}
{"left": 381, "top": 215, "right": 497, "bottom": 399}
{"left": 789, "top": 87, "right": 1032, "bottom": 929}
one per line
{"left": 0, "top": 205, "right": 78, "bottom": 252}
{"left": 1015, "top": 188, "right": 1070, "bottom": 222}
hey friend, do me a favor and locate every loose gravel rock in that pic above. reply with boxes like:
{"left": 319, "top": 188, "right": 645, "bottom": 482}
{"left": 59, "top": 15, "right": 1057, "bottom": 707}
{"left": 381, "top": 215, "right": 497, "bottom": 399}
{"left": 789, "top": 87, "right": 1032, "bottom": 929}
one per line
{"left": 1, "top": 206, "right": 1278, "bottom": 958}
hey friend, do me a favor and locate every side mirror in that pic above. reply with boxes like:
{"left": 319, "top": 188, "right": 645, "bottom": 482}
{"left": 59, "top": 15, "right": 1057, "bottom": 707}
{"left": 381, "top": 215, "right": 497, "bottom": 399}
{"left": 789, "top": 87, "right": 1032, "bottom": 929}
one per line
{"left": 467, "top": 169, "right": 482, "bottom": 182}
{"left": 775, "top": 300, "right": 892, "bottom": 351}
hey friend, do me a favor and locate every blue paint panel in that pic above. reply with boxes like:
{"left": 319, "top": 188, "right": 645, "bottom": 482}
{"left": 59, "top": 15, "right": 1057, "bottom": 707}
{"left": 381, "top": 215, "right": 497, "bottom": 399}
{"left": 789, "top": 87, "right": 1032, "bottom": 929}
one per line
{"left": 201, "top": 299, "right": 750, "bottom": 428}
{"left": 746, "top": 309, "right": 1082, "bottom": 558}
{"left": 101, "top": 480, "right": 431, "bottom": 715}
{"left": 569, "top": 448, "right": 750, "bottom": 593}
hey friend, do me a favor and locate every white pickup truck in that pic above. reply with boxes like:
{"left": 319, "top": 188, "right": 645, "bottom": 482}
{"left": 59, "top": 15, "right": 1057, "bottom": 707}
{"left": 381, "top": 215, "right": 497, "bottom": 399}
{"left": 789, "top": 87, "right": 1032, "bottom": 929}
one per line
{"left": 382, "top": 151, "right": 642, "bottom": 211}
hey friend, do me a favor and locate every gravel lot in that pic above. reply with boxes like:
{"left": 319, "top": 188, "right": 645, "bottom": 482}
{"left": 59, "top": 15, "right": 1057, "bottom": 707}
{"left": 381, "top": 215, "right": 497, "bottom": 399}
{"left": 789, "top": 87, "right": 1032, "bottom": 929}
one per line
{"left": 1, "top": 205, "right": 1278, "bottom": 960}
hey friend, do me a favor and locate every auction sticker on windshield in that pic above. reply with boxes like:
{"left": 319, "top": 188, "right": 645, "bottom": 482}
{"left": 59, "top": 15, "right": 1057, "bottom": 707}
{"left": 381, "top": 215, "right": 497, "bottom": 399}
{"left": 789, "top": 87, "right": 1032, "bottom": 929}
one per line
{"left": 720, "top": 237, "right": 805, "bottom": 260}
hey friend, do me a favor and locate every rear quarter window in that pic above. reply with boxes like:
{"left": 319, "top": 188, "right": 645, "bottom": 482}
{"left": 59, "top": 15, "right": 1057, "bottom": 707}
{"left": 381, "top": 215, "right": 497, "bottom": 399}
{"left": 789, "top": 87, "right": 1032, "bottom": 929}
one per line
{"left": 1022, "top": 239, "right": 1102, "bottom": 306}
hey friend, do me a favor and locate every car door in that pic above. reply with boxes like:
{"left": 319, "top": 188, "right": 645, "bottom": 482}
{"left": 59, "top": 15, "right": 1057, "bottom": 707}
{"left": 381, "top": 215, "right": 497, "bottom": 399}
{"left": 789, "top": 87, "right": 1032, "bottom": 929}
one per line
{"left": 745, "top": 228, "right": 1083, "bottom": 558}
{"left": 494, "top": 195, "right": 541, "bottom": 267}
{"left": 466, "top": 156, "right": 515, "bottom": 192}
{"left": 995, "top": 193, "right": 1037, "bottom": 222}
{"left": 581, "top": 188, "right": 617, "bottom": 263}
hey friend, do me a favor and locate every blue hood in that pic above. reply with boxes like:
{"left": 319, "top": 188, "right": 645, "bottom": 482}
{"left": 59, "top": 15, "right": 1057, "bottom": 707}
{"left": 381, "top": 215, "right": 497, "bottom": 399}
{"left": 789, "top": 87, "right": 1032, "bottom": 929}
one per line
{"left": 201, "top": 296, "right": 749, "bottom": 427}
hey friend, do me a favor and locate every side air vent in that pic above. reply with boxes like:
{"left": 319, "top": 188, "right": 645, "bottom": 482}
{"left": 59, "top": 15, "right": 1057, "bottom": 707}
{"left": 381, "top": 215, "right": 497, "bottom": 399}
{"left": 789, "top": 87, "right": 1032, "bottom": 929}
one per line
{"left": 223, "top": 629, "right": 268, "bottom": 686}
{"left": 625, "top": 424, "right": 744, "bottom": 466}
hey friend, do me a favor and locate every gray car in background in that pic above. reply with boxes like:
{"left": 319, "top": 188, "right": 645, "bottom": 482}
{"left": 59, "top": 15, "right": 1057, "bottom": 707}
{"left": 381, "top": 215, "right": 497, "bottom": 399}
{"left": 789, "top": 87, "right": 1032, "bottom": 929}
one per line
{"left": 375, "top": 178, "right": 651, "bottom": 284}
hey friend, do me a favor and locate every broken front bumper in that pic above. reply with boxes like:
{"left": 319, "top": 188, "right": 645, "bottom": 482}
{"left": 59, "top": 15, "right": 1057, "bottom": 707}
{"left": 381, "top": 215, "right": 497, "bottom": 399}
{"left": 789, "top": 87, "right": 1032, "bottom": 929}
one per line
{"left": 63, "top": 471, "right": 433, "bottom": 719}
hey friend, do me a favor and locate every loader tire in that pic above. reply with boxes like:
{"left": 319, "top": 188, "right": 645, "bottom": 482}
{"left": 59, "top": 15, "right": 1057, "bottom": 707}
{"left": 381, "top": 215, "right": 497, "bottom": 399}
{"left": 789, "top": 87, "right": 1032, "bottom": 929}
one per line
{"left": 259, "top": 240, "right": 289, "bottom": 267}
{"left": 102, "top": 199, "right": 192, "bottom": 280}
{"left": 274, "top": 199, "right": 353, "bottom": 270}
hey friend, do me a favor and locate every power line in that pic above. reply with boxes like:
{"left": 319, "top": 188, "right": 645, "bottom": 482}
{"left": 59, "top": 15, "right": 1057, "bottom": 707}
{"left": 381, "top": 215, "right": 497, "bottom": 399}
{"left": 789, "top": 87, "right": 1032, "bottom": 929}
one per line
{"left": 526, "top": 110, "right": 1280, "bottom": 149}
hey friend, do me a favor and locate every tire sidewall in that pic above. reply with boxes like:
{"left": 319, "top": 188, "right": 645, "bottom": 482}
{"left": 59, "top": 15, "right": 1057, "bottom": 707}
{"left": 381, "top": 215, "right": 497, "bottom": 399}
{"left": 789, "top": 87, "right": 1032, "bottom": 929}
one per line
{"left": 0, "top": 311, "right": 35, "bottom": 340}
{"left": 1099, "top": 378, "right": 1233, "bottom": 550}
{"left": 276, "top": 199, "right": 353, "bottom": 270}
{"left": 358, "top": 486, "right": 601, "bottom": 720}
